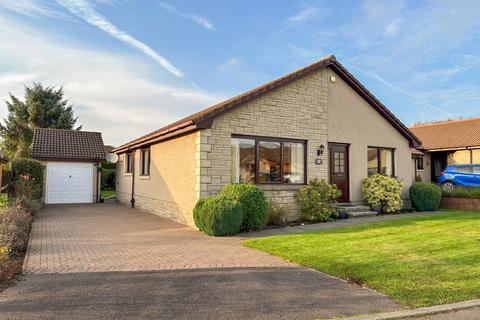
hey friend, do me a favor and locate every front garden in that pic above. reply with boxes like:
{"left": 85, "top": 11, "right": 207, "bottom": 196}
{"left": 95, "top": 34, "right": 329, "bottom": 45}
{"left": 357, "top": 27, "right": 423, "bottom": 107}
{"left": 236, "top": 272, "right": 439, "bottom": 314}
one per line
{"left": 245, "top": 211, "right": 480, "bottom": 307}
{"left": 0, "top": 158, "right": 44, "bottom": 290}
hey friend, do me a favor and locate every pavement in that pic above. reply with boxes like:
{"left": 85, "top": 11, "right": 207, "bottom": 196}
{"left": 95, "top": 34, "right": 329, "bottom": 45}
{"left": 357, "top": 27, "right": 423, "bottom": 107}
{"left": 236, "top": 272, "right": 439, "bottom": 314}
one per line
{"left": 0, "top": 202, "right": 401, "bottom": 319}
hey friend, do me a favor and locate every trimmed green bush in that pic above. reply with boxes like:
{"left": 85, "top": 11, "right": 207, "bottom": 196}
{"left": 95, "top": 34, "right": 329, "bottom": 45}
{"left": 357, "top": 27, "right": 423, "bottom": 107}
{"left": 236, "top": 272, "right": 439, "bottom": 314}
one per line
{"left": 409, "top": 183, "right": 442, "bottom": 211}
{"left": 11, "top": 158, "right": 44, "bottom": 200}
{"left": 221, "top": 183, "right": 268, "bottom": 231}
{"left": 442, "top": 187, "right": 480, "bottom": 199}
{"left": 101, "top": 168, "right": 116, "bottom": 191}
{"left": 296, "top": 178, "right": 341, "bottom": 222}
{"left": 362, "top": 174, "right": 403, "bottom": 213}
{"left": 194, "top": 196, "right": 243, "bottom": 236}
{"left": 193, "top": 197, "right": 208, "bottom": 232}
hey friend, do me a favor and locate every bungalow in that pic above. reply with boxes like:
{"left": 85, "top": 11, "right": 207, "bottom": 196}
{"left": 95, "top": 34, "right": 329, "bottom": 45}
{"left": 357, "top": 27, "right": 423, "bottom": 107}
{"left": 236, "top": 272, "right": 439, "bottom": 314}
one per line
{"left": 113, "top": 55, "right": 421, "bottom": 226}
{"left": 410, "top": 118, "right": 480, "bottom": 183}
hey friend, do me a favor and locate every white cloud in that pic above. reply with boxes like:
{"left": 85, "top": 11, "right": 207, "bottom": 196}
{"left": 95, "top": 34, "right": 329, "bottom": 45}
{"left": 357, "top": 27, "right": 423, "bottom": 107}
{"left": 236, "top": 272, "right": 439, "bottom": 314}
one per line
{"left": 0, "top": 17, "right": 220, "bottom": 146}
{"left": 287, "top": 7, "right": 319, "bottom": 24}
{"left": 54, "top": 0, "right": 183, "bottom": 77}
{"left": 158, "top": 2, "right": 216, "bottom": 32}
{"left": 0, "top": 0, "right": 68, "bottom": 19}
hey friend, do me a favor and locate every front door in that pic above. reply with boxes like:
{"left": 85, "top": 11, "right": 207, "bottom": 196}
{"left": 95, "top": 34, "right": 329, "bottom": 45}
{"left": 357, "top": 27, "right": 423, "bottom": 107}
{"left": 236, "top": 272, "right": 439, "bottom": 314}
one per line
{"left": 328, "top": 143, "right": 349, "bottom": 203}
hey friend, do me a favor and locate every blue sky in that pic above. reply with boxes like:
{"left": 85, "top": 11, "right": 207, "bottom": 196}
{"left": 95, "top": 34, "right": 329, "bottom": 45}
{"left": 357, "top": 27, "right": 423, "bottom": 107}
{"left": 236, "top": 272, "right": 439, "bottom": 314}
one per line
{"left": 1, "top": 0, "right": 480, "bottom": 145}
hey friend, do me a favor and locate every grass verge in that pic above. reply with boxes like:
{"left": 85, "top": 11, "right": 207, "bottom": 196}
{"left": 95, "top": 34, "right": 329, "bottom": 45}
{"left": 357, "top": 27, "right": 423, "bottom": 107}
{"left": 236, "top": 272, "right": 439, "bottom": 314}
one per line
{"left": 245, "top": 211, "right": 480, "bottom": 307}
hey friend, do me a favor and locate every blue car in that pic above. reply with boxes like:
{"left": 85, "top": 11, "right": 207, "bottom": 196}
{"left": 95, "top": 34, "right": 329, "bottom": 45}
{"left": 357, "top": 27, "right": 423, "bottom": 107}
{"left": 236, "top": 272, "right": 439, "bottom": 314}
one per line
{"left": 438, "top": 164, "right": 480, "bottom": 191}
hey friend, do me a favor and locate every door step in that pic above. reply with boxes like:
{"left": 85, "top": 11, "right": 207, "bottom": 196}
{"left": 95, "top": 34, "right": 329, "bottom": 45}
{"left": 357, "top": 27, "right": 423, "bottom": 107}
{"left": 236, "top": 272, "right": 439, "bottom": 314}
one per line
{"left": 336, "top": 204, "right": 378, "bottom": 218}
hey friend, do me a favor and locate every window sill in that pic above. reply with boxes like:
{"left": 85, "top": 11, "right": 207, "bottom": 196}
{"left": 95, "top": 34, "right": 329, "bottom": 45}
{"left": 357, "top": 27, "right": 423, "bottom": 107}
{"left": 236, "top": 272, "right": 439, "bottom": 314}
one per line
{"left": 124, "top": 173, "right": 133, "bottom": 176}
{"left": 139, "top": 175, "right": 150, "bottom": 180}
{"left": 417, "top": 169, "right": 424, "bottom": 172}
{"left": 258, "top": 184, "right": 306, "bottom": 191}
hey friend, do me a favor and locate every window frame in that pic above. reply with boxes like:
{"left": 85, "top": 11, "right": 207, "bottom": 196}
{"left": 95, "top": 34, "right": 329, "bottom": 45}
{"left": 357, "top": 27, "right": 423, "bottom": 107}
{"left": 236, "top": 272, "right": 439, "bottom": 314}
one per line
{"left": 416, "top": 156, "right": 424, "bottom": 171}
{"left": 367, "top": 146, "right": 395, "bottom": 177}
{"left": 125, "top": 152, "right": 133, "bottom": 174}
{"left": 140, "top": 147, "right": 151, "bottom": 176}
{"left": 232, "top": 134, "right": 307, "bottom": 185}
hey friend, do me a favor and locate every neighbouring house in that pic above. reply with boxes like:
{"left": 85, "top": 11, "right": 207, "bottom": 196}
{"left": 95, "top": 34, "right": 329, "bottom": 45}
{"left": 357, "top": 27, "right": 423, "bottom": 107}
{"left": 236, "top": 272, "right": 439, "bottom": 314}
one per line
{"left": 113, "top": 55, "right": 421, "bottom": 226}
{"left": 32, "top": 128, "right": 106, "bottom": 204}
{"left": 410, "top": 118, "right": 480, "bottom": 183}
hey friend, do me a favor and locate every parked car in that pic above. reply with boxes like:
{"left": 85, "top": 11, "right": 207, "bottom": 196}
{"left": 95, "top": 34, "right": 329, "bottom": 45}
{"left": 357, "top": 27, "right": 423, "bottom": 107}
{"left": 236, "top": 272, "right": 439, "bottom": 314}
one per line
{"left": 438, "top": 164, "right": 480, "bottom": 191}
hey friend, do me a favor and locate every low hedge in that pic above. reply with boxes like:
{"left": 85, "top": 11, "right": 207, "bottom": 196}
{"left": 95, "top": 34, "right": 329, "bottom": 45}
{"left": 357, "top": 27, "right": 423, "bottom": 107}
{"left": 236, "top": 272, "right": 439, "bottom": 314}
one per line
{"left": 221, "top": 183, "right": 268, "bottom": 231}
{"left": 193, "top": 196, "right": 243, "bottom": 236}
{"left": 409, "top": 183, "right": 442, "bottom": 211}
{"left": 442, "top": 187, "right": 480, "bottom": 199}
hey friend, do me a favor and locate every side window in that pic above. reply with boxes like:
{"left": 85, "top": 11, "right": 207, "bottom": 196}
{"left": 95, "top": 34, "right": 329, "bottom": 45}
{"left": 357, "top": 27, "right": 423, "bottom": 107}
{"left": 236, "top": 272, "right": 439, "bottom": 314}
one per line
{"left": 473, "top": 166, "right": 480, "bottom": 174}
{"left": 456, "top": 166, "right": 473, "bottom": 173}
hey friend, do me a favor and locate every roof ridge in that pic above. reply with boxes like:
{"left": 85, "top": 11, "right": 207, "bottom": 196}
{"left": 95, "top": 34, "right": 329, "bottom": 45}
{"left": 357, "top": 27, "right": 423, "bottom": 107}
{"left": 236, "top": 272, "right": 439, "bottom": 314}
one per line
{"left": 34, "top": 127, "right": 102, "bottom": 135}
{"left": 410, "top": 117, "right": 480, "bottom": 128}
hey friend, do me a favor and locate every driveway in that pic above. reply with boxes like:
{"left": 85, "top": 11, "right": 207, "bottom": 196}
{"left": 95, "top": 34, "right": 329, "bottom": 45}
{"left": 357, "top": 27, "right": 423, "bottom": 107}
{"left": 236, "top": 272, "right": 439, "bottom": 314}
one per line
{"left": 0, "top": 203, "right": 401, "bottom": 319}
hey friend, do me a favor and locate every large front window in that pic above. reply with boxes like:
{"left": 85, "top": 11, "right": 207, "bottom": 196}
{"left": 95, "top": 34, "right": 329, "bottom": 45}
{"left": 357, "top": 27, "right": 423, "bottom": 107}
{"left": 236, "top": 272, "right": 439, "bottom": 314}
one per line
{"left": 231, "top": 136, "right": 306, "bottom": 184}
{"left": 367, "top": 147, "right": 394, "bottom": 176}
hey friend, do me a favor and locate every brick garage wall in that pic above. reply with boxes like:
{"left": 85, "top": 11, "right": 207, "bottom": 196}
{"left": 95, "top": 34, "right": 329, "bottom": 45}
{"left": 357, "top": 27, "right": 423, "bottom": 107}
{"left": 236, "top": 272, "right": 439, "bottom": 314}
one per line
{"left": 198, "top": 68, "right": 330, "bottom": 219}
{"left": 441, "top": 197, "right": 480, "bottom": 210}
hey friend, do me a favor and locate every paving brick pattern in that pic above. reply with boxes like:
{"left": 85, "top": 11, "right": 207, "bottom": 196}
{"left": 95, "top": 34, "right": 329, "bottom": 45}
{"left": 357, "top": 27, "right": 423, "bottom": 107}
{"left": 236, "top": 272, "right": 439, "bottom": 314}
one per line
{"left": 23, "top": 203, "right": 290, "bottom": 274}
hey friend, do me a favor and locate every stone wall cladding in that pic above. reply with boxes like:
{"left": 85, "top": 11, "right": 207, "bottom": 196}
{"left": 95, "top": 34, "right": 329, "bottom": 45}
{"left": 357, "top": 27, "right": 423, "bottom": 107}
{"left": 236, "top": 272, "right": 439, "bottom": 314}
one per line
{"left": 198, "top": 68, "right": 330, "bottom": 219}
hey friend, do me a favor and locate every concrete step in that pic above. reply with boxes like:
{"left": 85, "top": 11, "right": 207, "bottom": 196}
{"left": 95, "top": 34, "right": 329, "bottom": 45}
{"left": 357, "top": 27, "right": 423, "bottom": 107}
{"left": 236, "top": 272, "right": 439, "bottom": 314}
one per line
{"left": 336, "top": 205, "right": 371, "bottom": 213}
{"left": 346, "top": 211, "right": 378, "bottom": 218}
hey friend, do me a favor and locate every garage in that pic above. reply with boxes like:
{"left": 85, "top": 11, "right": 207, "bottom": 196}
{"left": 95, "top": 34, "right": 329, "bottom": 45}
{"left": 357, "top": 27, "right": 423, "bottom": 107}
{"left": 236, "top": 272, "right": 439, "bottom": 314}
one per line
{"left": 32, "top": 128, "right": 106, "bottom": 204}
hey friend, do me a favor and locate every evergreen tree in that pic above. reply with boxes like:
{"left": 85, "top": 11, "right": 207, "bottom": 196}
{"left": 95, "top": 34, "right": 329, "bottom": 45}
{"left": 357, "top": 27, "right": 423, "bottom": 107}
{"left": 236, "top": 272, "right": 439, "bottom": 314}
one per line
{"left": 0, "top": 82, "right": 81, "bottom": 158}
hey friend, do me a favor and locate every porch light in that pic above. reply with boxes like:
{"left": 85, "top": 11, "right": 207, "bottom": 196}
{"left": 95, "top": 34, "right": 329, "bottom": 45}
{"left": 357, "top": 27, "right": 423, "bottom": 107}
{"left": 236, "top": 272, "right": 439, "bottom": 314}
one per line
{"left": 318, "top": 144, "right": 325, "bottom": 156}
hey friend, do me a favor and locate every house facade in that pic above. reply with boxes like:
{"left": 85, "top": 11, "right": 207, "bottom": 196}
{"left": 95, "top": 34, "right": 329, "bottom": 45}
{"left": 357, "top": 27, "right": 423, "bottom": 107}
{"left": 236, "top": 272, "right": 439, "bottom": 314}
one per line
{"left": 410, "top": 118, "right": 480, "bottom": 183}
{"left": 113, "top": 56, "right": 421, "bottom": 227}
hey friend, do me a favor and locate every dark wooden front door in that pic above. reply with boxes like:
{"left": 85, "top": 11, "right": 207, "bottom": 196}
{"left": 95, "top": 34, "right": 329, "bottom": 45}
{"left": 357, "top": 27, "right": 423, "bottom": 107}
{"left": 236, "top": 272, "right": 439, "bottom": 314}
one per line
{"left": 329, "top": 143, "right": 349, "bottom": 203}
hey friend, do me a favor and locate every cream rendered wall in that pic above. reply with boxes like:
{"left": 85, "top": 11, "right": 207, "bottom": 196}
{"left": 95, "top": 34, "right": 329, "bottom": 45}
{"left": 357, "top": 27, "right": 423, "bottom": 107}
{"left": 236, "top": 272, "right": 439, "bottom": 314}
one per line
{"left": 198, "top": 68, "right": 330, "bottom": 219}
{"left": 327, "top": 69, "right": 414, "bottom": 204}
{"left": 116, "top": 131, "right": 199, "bottom": 226}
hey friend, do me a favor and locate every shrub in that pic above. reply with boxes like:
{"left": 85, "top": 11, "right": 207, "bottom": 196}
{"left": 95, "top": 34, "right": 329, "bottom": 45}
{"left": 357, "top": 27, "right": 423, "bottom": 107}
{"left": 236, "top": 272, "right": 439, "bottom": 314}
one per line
{"left": 221, "top": 183, "right": 268, "bottom": 231}
{"left": 193, "top": 197, "right": 208, "bottom": 232}
{"left": 0, "top": 207, "right": 33, "bottom": 255}
{"left": 101, "top": 168, "right": 116, "bottom": 191}
{"left": 1, "top": 169, "right": 12, "bottom": 188}
{"left": 409, "top": 183, "right": 442, "bottom": 211}
{"left": 296, "top": 178, "right": 341, "bottom": 222}
{"left": 362, "top": 174, "right": 403, "bottom": 213}
{"left": 11, "top": 158, "right": 44, "bottom": 200}
{"left": 442, "top": 187, "right": 480, "bottom": 199}
{"left": 193, "top": 196, "right": 243, "bottom": 236}
{"left": 12, "top": 197, "right": 43, "bottom": 215}
{"left": 266, "top": 200, "right": 290, "bottom": 226}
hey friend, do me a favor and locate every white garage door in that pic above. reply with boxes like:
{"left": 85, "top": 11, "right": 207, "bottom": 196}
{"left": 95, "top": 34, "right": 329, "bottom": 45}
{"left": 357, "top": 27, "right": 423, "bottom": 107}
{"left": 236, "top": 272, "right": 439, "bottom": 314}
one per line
{"left": 46, "top": 162, "right": 93, "bottom": 204}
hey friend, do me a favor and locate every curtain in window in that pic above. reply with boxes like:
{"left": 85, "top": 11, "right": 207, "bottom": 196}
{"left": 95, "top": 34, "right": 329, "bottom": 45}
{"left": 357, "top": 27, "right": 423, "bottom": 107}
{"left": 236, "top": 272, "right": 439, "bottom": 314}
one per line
{"left": 380, "top": 149, "right": 393, "bottom": 176}
{"left": 231, "top": 138, "right": 255, "bottom": 183}
{"left": 284, "top": 142, "right": 304, "bottom": 183}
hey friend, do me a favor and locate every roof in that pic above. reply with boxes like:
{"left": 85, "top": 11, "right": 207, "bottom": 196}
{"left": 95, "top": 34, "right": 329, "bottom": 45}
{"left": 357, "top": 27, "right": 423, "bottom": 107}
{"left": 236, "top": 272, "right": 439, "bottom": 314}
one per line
{"left": 32, "top": 128, "right": 106, "bottom": 161}
{"left": 113, "top": 55, "right": 421, "bottom": 153}
{"left": 409, "top": 118, "right": 480, "bottom": 151}
{"left": 411, "top": 148, "right": 424, "bottom": 157}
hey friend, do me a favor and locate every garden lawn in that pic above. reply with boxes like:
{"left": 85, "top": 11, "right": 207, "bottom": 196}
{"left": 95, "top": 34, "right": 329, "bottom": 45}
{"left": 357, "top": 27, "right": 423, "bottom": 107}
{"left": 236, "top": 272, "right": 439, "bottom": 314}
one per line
{"left": 245, "top": 211, "right": 480, "bottom": 307}
{"left": 101, "top": 190, "right": 116, "bottom": 199}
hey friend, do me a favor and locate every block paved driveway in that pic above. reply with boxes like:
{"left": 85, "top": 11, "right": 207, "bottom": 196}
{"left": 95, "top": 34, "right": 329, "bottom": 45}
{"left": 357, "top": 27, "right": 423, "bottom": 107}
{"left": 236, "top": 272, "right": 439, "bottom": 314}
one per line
{"left": 0, "top": 203, "right": 402, "bottom": 319}
{"left": 23, "top": 203, "right": 289, "bottom": 273}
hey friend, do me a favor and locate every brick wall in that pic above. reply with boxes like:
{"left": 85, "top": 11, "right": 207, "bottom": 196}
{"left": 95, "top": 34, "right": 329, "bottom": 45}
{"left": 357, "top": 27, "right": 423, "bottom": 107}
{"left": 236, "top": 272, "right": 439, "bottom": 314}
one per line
{"left": 441, "top": 197, "right": 480, "bottom": 210}
{"left": 197, "top": 68, "right": 330, "bottom": 217}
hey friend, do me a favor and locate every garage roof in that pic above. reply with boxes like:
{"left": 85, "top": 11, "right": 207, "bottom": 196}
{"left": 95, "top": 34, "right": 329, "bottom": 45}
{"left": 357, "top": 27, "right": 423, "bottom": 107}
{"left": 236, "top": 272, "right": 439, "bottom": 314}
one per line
{"left": 32, "top": 128, "right": 106, "bottom": 161}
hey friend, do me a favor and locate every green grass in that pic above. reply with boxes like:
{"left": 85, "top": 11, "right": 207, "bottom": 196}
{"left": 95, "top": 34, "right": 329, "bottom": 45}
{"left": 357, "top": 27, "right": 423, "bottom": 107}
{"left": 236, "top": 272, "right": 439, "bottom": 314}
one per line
{"left": 245, "top": 212, "right": 480, "bottom": 307}
{"left": 101, "top": 190, "right": 116, "bottom": 199}
{"left": 0, "top": 193, "right": 8, "bottom": 208}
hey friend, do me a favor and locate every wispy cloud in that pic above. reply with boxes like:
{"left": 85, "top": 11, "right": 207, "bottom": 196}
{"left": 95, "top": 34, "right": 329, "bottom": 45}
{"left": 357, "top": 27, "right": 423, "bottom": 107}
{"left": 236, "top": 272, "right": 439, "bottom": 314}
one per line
{"left": 0, "top": 0, "right": 67, "bottom": 19}
{"left": 287, "top": 7, "right": 319, "bottom": 24}
{"left": 158, "top": 2, "right": 216, "bottom": 32}
{"left": 352, "top": 66, "right": 453, "bottom": 118}
{"left": 0, "top": 17, "right": 219, "bottom": 145}
{"left": 54, "top": 0, "right": 183, "bottom": 77}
